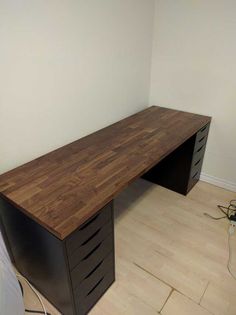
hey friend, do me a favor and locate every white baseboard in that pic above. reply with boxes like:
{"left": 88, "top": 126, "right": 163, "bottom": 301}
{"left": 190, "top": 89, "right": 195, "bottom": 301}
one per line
{"left": 200, "top": 173, "right": 236, "bottom": 192}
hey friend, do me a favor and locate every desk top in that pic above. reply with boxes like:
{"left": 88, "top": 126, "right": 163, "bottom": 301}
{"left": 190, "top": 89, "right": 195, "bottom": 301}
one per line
{"left": 0, "top": 106, "right": 211, "bottom": 239}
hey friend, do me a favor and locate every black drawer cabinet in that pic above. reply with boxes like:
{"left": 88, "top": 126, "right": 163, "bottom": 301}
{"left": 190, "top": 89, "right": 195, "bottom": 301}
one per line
{"left": 66, "top": 203, "right": 115, "bottom": 315}
{"left": 187, "top": 123, "right": 210, "bottom": 192}
{"left": 143, "top": 122, "right": 210, "bottom": 195}
{"left": 0, "top": 199, "right": 115, "bottom": 315}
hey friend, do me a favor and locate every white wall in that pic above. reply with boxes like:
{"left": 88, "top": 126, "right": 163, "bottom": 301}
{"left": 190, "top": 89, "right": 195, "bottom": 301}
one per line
{"left": 150, "top": 0, "right": 236, "bottom": 189}
{"left": 0, "top": 0, "right": 154, "bottom": 174}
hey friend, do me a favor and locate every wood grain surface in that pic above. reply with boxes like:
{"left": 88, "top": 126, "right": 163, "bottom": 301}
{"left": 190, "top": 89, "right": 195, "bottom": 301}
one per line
{"left": 0, "top": 106, "right": 211, "bottom": 239}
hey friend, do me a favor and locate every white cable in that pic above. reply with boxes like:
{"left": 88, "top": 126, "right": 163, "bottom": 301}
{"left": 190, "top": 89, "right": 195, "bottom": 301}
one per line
{"left": 16, "top": 273, "right": 47, "bottom": 315}
{"left": 228, "top": 222, "right": 236, "bottom": 281}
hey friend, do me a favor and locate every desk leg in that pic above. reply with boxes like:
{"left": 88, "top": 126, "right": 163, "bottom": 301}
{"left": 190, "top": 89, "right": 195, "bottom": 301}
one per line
{"left": 143, "top": 136, "right": 196, "bottom": 195}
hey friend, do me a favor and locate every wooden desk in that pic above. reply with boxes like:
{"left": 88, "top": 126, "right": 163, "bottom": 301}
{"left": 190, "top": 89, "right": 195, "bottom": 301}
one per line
{"left": 0, "top": 106, "right": 211, "bottom": 315}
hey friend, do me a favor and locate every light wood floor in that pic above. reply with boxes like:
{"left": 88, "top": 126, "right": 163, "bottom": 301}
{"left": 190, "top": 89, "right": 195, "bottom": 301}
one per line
{"left": 21, "top": 179, "right": 236, "bottom": 315}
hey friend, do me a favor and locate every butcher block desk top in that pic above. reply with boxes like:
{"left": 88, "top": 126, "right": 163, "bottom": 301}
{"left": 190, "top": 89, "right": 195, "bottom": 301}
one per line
{"left": 0, "top": 106, "right": 211, "bottom": 239}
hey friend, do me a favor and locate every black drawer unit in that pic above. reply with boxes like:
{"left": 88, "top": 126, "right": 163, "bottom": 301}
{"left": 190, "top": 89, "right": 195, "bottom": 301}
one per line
{"left": 65, "top": 203, "right": 115, "bottom": 315}
{"left": 188, "top": 123, "right": 210, "bottom": 192}
{"left": 142, "top": 122, "right": 211, "bottom": 195}
{"left": 0, "top": 199, "right": 115, "bottom": 315}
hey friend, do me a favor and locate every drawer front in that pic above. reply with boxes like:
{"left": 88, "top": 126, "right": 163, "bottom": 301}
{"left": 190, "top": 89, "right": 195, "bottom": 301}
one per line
{"left": 75, "top": 252, "right": 114, "bottom": 298}
{"left": 71, "top": 235, "right": 114, "bottom": 287}
{"left": 188, "top": 158, "right": 203, "bottom": 192}
{"left": 188, "top": 169, "right": 201, "bottom": 192}
{"left": 75, "top": 266, "right": 114, "bottom": 315}
{"left": 68, "top": 220, "right": 113, "bottom": 270}
{"left": 192, "top": 153, "right": 203, "bottom": 171}
{"left": 191, "top": 144, "right": 206, "bottom": 172}
{"left": 193, "top": 143, "right": 206, "bottom": 163}
{"left": 66, "top": 202, "right": 112, "bottom": 254}
{"left": 194, "top": 123, "right": 210, "bottom": 152}
{"left": 190, "top": 159, "right": 203, "bottom": 179}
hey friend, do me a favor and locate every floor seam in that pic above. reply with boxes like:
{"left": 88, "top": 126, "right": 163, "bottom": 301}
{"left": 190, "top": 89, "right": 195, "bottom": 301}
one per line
{"left": 133, "top": 262, "right": 174, "bottom": 290}
{"left": 199, "top": 281, "right": 209, "bottom": 305}
{"left": 159, "top": 288, "right": 174, "bottom": 314}
{"left": 198, "top": 281, "right": 215, "bottom": 315}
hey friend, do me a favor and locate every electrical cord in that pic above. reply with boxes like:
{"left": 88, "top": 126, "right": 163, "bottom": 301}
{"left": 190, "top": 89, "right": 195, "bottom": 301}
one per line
{"left": 204, "top": 200, "right": 236, "bottom": 221}
{"left": 204, "top": 213, "right": 226, "bottom": 220}
{"left": 204, "top": 199, "right": 236, "bottom": 280}
{"left": 16, "top": 273, "right": 51, "bottom": 315}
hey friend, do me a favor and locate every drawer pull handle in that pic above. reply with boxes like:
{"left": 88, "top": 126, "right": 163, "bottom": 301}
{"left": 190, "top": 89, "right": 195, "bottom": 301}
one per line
{"left": 194, "top": 159, "right": 201, "bottom": 167}
{"left": 192, "top": 171, "right": 198, "bottom": 179}
{"left": 79, "top": 213, "right": 100, "bottom": 231}
{"left": 198, "top": 136, "right": 205, "bottom": 143}
{"left": 200, "top": 126, "right": 207, "bottom": 132}
{"left": 197, "top": 145, "right": 204, "bottom": 153}
{"left": 84, "top": 259, "right": 104, "bottom": 280}
{"left": 87, "top": 277, "right": 104, "bottom": 296}
{"left": 82, "top": 242, "right": 102, "bottom": 261}
{"left": 81, "top": 228, "right": 101, "bottom": 246}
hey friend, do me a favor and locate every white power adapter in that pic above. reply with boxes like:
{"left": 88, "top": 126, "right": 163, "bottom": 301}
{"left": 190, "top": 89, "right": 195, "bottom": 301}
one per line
{"left": 229, "top": 221, "right": 236, "bottom": 235}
